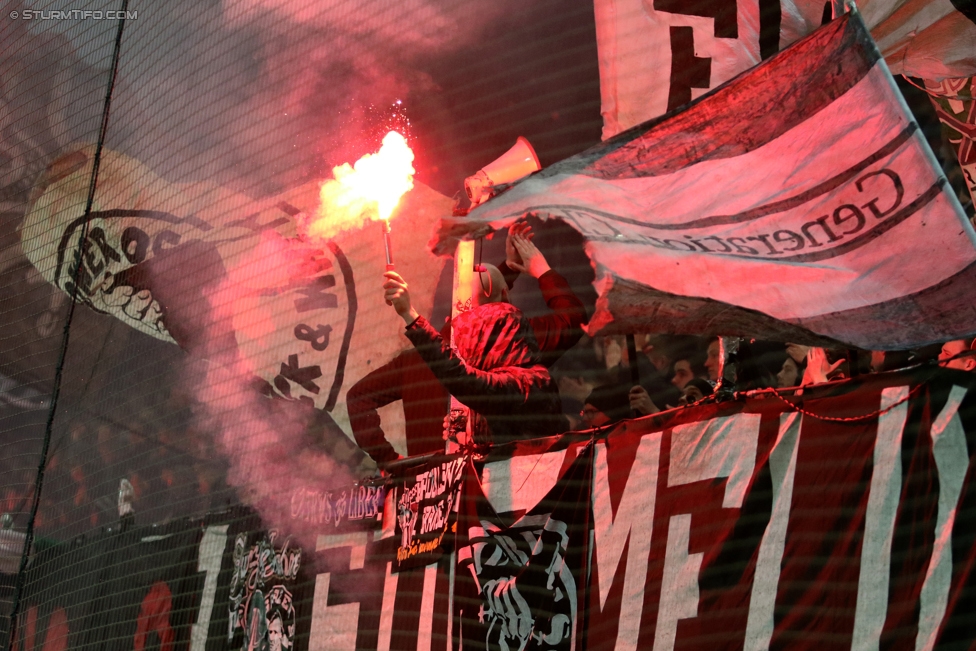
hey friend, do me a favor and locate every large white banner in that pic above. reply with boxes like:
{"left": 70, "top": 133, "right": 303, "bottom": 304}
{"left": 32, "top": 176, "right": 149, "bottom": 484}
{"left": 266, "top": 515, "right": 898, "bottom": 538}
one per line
{"left": 19, "top": 146, "right": 452, "bottom": 433}
{"left": 434, "top": 13, "right": 976, "bottom": 350}
{"left": 595, "top": 0, "right": 976, "bottom": 139}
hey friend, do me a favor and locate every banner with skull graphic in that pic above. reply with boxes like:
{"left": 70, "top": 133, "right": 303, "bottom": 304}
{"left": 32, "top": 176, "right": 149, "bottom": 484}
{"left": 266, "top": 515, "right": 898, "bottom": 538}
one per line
{"left": 454, "top": 444, "right": 592, "bottom": 651}
{"left": 18, "top": 146, "right": 453, "bottom": 440}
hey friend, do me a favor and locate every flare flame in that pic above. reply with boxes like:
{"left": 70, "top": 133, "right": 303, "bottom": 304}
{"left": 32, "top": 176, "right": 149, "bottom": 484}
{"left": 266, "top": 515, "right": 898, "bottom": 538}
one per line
{"left": 306, "top": 131, "right": 415, "bottom": 241}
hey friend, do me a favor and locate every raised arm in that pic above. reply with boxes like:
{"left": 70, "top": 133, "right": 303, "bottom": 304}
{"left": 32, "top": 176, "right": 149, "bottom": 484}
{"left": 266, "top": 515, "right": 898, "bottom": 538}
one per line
{"left": 495, "top": 222, "right": 587, "bottom": 363}
{"left": 383, "top": 271, "right": 541, "bottom": 413}
{"left": 510, "top": 234, "right": 586, "bottom": 363}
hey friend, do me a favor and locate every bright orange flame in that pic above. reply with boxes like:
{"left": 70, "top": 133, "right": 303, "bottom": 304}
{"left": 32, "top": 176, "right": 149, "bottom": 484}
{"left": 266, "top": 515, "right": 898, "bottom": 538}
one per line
{"left": 306, "top": 131, "right": 415, "bottom": 241}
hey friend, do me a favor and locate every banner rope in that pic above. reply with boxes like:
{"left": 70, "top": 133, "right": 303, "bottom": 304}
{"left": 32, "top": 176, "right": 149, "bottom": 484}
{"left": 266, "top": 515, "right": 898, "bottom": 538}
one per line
{"left": 766, "top": 383, "right": 923, "bottom": 422}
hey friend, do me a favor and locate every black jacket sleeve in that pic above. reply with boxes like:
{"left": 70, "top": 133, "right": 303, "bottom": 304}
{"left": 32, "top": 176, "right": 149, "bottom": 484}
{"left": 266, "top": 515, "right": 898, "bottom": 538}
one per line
{"left": 404, "top": 316, "right": 538, "bottom": 414}
{"left": 528, "top": 269, "right": 587, "bottom": 366}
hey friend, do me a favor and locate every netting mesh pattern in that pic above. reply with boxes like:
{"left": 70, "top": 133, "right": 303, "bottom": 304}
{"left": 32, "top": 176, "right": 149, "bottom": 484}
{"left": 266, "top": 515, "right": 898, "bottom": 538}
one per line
{"left": 0, "top": 0, "right": 601, "bottom": 645}
{"left": 2, "top": 1, "right": 973, "bottom": 649}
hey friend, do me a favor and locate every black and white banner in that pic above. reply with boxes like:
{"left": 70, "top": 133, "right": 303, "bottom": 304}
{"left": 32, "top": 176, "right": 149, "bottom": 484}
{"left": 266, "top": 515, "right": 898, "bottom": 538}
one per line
{"left": 593, "top": 0, "right": 976, "bottom": 139}
{"left": 11, "top": 368, "right": 976, "bottom": 650}
{"left": 455, "top": 447, "right": 592, "bottom": 651}
{"left": 393, "top": 457, "right": 465, "bottom": 571}
{"left": 17, "top": 146, "right": 452, "bottom": 433}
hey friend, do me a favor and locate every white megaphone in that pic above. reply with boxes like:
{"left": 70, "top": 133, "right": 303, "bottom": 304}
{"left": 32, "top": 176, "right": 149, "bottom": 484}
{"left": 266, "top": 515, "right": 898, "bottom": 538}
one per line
{"left": 464, "top": 137, "right": 541, "bottom": 207}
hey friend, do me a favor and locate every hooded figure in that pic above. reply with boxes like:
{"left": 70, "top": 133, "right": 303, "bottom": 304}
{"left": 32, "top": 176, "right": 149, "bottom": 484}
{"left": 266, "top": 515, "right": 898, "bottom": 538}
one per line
{"left": 403, "top": 300, "right": 565, "bottom": 449}
{"left": 358, "top": 230, "right": 583, "bottom": 464}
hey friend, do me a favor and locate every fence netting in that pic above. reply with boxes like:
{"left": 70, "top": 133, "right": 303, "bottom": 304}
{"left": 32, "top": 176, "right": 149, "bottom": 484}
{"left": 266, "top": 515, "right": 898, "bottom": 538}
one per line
{"left": 0, "top": 0, "right": 603, "bottom": 647}
{"left": 1, "top": 1, "right": 974, "bottom": 651}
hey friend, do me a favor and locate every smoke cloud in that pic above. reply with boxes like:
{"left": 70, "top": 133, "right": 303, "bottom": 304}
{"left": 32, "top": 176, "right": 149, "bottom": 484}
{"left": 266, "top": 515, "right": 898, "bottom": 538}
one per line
{"left": 101, "top": 0, "right": 520, "bottom": 195}
{"left": 190, "top": 230, "right": 372, "bottom": 545}
{"left": 2, "top": 0, "right": 523, "bottom": 540}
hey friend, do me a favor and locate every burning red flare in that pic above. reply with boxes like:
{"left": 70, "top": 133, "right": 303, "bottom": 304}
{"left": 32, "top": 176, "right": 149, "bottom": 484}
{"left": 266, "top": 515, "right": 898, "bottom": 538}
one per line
{"left": 305, "top": 131, "right": 415, "bottom": 241}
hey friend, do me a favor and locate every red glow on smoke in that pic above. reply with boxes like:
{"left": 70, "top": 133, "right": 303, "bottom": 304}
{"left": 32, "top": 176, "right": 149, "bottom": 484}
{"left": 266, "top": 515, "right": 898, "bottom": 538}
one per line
{"left": 194, "top": 230, "right": 355, "bottom": 547}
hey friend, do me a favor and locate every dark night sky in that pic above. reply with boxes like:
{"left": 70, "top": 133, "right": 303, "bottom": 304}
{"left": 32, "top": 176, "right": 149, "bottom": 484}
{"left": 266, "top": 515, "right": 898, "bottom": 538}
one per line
{"left": 407, "top": 0, "right": 603, "bottom": 197}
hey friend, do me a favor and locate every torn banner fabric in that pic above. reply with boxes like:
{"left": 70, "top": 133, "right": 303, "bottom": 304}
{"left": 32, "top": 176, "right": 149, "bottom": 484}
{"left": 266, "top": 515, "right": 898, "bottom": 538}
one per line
{"left": 434, "top": 13, "right": 976, "bottom": 350}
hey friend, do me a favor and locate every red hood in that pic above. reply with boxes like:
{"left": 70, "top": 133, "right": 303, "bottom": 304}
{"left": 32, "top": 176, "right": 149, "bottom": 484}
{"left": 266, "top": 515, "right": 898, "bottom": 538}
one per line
{"left": 451, "top": 302, "right": 540, "bottom": 371}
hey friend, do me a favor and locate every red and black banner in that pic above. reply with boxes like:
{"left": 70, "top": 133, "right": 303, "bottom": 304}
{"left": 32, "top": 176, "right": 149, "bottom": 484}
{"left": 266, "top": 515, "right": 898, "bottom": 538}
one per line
{"left": 10, "top": 368, "right": 976, "bottom": 650}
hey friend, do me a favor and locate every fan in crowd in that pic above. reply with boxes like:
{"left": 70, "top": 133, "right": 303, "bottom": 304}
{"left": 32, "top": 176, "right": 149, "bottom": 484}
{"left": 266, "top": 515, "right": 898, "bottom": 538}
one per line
{"left": 939, "top": 339, "right": 976, "bottom": 372}
{"left": 543, "top": 331, "right": 969, "bottom": 431}
{"left": 382, "top": 266, "right": 565, "bottom": 452}
{"left": 776, "top": 352, "right": 806, "bottom": 388}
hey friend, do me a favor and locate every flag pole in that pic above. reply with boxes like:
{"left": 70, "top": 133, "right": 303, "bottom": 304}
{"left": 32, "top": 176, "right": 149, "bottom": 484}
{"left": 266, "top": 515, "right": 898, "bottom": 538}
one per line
{"left": 626, "top": 334, "right": 641, "bottom": 418}
{"left": 714, "top": 336, "right": 740, "bottom": 399}
{"left": 445, "top": 239, "right": 476, "bottom": 452}
{"left": 626, "top": 334, "right": 640, "bottom": 385}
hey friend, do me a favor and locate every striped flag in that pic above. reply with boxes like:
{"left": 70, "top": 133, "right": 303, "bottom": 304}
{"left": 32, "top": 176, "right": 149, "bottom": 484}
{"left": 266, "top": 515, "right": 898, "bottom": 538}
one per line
{"left": 433, "top": 11, "right": 976, "bottom": 350}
